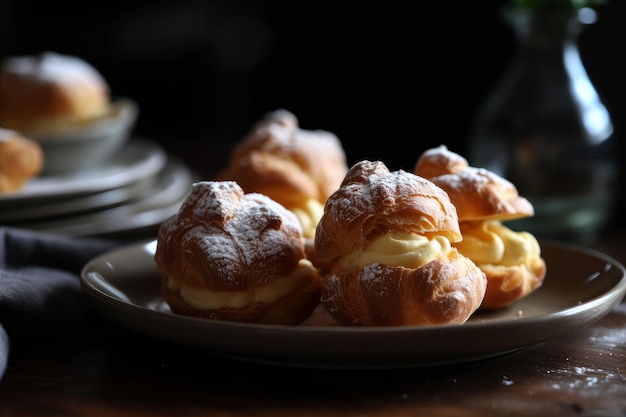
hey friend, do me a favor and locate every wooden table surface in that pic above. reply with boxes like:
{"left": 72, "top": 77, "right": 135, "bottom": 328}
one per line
{"left": 1, "top": 158, "right": 626, "bottom": 417}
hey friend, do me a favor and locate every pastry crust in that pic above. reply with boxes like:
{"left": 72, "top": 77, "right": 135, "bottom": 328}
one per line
{"left": 315, "top": 160, "right": 462, "bottom": 264}
{"left": 476, "top": 253, "right": 547, "bottom": 310}
{"left": 0, "top": 51, "right": 110, "bottom": 133}
{"left": 0, "top": 128, "right": 43, "bottom": 192}
{"left": 216, "top": 109, "right": 348, "bottom": 241}
{"left": 414, "top": 145, "right": 546, "bottom": 309}
{"left": 155, "top": 181, "right": 322, "bottom": 325}
{"left": 454, "top": 219, "right": 547, "bottom": 310}
{"left": 321, "top": 249, "right": 487, "bottom": 326}
{"left": 414, "top": 145, "right": 534, "bottom": 221}
{"left": 315, "top": 160, "right": 487, "bottom": 326}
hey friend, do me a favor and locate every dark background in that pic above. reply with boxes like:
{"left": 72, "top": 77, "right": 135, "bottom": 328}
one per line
{"left": 1, "top": 0, "right": 625, "bottom": 222}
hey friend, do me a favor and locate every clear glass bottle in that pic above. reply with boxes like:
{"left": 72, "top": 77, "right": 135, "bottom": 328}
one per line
{"left": 467, "top": 6, "right": 617, "bottom": 245}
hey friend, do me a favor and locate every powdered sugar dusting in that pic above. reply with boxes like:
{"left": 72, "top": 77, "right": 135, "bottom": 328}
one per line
{"left": 0, "top": 128, "right": 16, "bottom": 142}
{"left": 326, "top": 161, "right": 457, "bottom": 234}
{"left": 414, "top": 144, "right": 469, "bottom": 178}
{"left": 435, "top": 167, "right": 516, "bottom": 196}
{"left": 415, "top": 146, "right": 535, "bottom": 220}
{"left": 328, "top": 162, "right": 436, "bottom": 224}
{"left": 219, "top": 108, "right": 348, "bottom": 205}
{"left": 361, "top": 263, "right": 383, "bottom": 282}
{"left": 315, "top": 160, "right": 464, "bottom": 262}
{"left": 3, "top": 51, "right": 109, "bottom": 91}
{"left": 158, "top": 181, "right": 305, "bottom": 287}
{"left": 240, "top": 109, "right": 344, "bottom": 160}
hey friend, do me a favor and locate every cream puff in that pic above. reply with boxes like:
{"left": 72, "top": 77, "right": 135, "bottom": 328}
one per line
{"left": 0, "top": 51, "right": 111, "bottom": 134}
{"left": 0, "top": 128, "right": 43, "bottom": 192}
{"left": 414, "top": 145, "right": 547, "bottom": 310}
{"left": 154, "top": 180, "right": 322, "bottom": 325}
{"left": 314, "top": 160, "right": 487, "bottom": 326}
{"left": 216, "top": 109, "right": 348, "bottom": 252}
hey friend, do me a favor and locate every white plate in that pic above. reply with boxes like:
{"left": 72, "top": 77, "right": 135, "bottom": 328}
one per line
{"left": 80, "top": 240, "right": 626, "bottom": 370}
{"left": 0, "top": 175, "right": 157, "bottom": 222}
{"left": 23, "top": 156, "right": 194, "bottom": 238}
{"left": 0, "top": 138, "right": 167, "bottom": 208}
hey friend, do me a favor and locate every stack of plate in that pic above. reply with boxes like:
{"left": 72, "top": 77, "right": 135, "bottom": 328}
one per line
{"left": 0, "top": 138, "right": 196, "bottom": 239}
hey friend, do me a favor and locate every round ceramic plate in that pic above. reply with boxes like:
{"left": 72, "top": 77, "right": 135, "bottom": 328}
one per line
{"left": 21, "top": 157, "right": 194, "bottom": 238}
{"left": 0, "top": 138, "right": 167, "bottom": 208}
{"left": 81, "top": 240, "right": 626, "bottom": 370}
{"left": 0, "top": 175, "right": 156, "bottom": 223}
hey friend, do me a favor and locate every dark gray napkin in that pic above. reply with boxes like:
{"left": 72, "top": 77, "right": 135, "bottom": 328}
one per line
{"left": 0, "top": 227, "right": 122, "bottom": 380}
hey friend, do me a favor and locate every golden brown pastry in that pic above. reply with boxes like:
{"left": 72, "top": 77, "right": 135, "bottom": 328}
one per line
{"left": 0, "top": 128, "right": 43, "bottom": 192}
{"left": 414, "top": 145, "right": 547, "bottom": 310}
{"left": 154, "top": 180, "right": 322, "bottom": 325}
{"left": 314, "top": 160, "right": 487, "bottom": 326}
{"left": 0, "top": 51, "right": 110, "bottom": 133}
{"left": 216, "top": 109, "right": 348, "bottom": 248}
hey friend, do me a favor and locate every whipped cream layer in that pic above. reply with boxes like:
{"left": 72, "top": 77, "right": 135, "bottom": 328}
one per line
{"left": 455, "top": 220, "right": 541, "bottom": 266}
{"left": 290, "top": 198, "right": 324, "bottom": 239}
{"left": 168, "top": 259, "right": 317, "bottom": 310}
{"left": 338, "top": 232, "right": 453, "bottom": 270}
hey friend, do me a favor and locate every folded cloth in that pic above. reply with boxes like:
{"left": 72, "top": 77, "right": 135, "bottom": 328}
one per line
{"left": 0, "top": 227, "right": 122, "bottom": 380}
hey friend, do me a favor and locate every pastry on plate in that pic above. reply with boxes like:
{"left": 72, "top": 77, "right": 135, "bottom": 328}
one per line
{"left": 216, "top": 109, "right": 348, "bottom": 266}
{"left": 0, "top": 51, "right": 137, "bottom": 175}
{"left": 0, "top": 128, "right": 43, "bottom": 192}
{"left": 314, "top": 160, "right": 487, "bottom": 326}
{"left": 0, "top": 51, "right": 111, "bottom": 133}
{"left": 414, "top": 145, "right": 547, "bottom": 310}
{"left": 154, "top": 180, "right": 322, "bottom": 325}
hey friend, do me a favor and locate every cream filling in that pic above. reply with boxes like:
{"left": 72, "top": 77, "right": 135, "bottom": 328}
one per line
{"left": 339, "top": 232, "right": 453, "bottom": 270}
{"left": 168, "top": 259, "right": 317, "bottom": 310}
{"left": 290, "top": 198, "right": 324, "bottom": 239}
{"left": 455, "top": 220, "right": 541, "bottom": 266}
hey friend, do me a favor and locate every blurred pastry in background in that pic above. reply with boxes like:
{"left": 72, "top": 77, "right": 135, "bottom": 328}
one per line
{"left": 0, "top": 51, "right": 110, "bottom": 133}
{"left": 216, "top": 109, "right": 348, "bottom": 267}
{"left": 0, "top": 51, "right": 138, "bottom": 176}
{"left": 414, "top": 145, "right": 547, "bottom": 310}
{"left": 0, "top": 128, "right": 43, "bottom": 192}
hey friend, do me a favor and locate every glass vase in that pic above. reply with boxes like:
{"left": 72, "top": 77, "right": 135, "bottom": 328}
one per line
{"left": 466, "top": 6, "right": 618, "bottom": 245}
